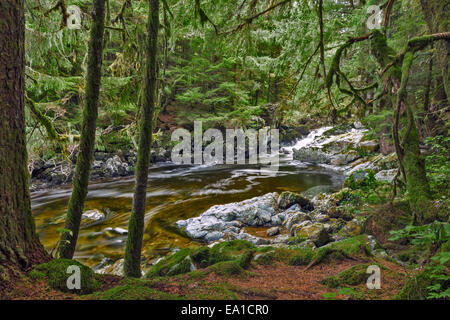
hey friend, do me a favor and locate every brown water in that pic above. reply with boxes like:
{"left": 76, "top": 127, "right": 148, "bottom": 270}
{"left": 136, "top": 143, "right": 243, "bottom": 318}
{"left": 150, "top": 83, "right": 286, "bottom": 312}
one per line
{"left": 31, "top": 153, "right": 344, "bottom": 267}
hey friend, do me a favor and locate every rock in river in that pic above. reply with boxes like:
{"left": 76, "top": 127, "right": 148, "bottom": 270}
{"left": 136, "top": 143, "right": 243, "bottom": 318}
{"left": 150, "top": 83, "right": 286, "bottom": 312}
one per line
{"left": 277, "top": 191, "right": 314, "bottom": 212}
{"left": 176, "top": 193, "right": 279, "bottom": 242}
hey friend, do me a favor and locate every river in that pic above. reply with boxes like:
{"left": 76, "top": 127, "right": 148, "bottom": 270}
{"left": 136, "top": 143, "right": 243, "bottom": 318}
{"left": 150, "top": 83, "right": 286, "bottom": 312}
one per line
{"left": 30, "top": 127, "right": 344, "bottom": 267}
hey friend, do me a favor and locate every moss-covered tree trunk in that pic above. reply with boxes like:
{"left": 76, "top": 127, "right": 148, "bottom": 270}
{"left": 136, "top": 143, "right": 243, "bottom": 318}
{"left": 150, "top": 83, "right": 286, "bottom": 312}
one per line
{"left": 0, "top": 0, "right": 49, "bottom": 278}
{"left": 371, "top": 31, "right": 432, "bottom": 223}
{"left": 58, "top": 0, "right": 106, "bottom": 259}
{"left": 395, "top": 52, "right": 431, "bottom": 222}
{"left": 124, "top": 0, "right": 159, "bottom": 278}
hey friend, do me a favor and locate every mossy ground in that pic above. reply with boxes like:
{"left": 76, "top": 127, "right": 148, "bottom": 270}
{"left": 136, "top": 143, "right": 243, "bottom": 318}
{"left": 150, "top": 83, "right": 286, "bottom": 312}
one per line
{"left": 14, "top": 236, "right": 413, "bottom": 300}
{"left": 30, "top": 259, "right": 100, "bottom": 295}
{"left": 85, "top": 278, "right": 181, "bottom": 300}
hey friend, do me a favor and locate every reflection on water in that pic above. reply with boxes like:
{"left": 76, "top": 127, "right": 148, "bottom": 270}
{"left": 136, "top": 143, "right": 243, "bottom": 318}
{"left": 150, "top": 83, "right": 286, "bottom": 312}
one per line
{"left": 31, "top": 153, "right": 344, "bottom": 266}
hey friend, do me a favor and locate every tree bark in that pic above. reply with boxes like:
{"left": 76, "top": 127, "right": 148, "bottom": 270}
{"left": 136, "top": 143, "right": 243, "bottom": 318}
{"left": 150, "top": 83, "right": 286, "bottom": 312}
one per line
{"left": 0, "top": 0, "right": 48, "bottom": 278}
{"left": 124, "top": 0, "right": 159, "bottom": 277}
{"left": 420, "top": 0, "right": 449, "bottom": 136}
{"left": 58, "top": 0, "right": 106, "bottom": 259}
{"left": 371, "top": 31, "right": 432, "bottom": 223}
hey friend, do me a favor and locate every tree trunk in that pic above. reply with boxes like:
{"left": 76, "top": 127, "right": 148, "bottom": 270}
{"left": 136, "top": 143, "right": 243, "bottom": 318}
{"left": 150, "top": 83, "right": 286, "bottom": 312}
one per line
{"left": 124, "top": 0, "right": 159, "bottom": 278}
{"left": 0, "top": 0, "right": 48, "bottom": 279}
{"left": 371, "top": 31, "right": 432, "bottom": 222}
{"left": 58, "top": 0, "right": 106, "bottom": 259}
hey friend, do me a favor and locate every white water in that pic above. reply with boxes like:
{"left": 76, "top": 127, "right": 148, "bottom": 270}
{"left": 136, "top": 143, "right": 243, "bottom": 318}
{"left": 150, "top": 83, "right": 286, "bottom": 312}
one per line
{"left": 282, "top": 126, "right": 333, "bottom": 159}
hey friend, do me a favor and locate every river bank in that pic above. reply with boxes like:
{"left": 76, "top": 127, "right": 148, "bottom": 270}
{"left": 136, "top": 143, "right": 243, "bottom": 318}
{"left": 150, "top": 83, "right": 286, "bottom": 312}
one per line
{"left": 31, "top": 123, "right": 396, "bottom": 273}
{"left": 13, "top": 123, "right": 447, "bottom": 300}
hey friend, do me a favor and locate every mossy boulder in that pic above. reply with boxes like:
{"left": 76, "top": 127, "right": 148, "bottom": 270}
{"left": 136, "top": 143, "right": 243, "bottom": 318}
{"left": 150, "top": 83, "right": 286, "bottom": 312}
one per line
{"left": 288, "top": 247, "right": 315, "bottom": 266}
{"left": 206, "top": 247, "right": 255, "bottom": 276}
{"left": 193, "top": 240, "right": 256, "bottom": 268}
{"left": 30, "top": 259, "right": 99, "bottom": 294}
{"left": 146, "top": 240, "right": 256, "bottom": 278}
{"left": 294, "top": 222, "right": 330, "bottom": 247}
{"left": 208, "top": 261, "right": 244, "bottom": 276}
{"left": 336, "top": 218, "right": 364, "bottom": 240}
{"left": 278, "top": 191, "right": 314, "bottom": 212}
{"left": 254, "top": 251, "right": 276, "bottom": 265}
{"left": 327, "top": 234, "right": 371, "bottom": 256}
{"left": 321, "top": 264, "right": 370, "bottom": 288}
{"left": 146, "top": 248, "right": 196, "bottom": 278}
{"left": 284, "top": 212, "right": 311, "bottom": 233}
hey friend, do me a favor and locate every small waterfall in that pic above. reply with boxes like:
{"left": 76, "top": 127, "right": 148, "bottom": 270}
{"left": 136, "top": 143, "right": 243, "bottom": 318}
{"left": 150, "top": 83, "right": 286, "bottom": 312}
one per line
{"left": 283, "top": 126, "right": 333, "bottom": 155}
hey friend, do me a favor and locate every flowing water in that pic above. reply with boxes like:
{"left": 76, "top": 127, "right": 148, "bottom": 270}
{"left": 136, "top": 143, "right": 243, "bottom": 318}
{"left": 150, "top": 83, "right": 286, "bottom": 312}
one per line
{"left": 31, "top": 128, "right": 344, "bottom": 267}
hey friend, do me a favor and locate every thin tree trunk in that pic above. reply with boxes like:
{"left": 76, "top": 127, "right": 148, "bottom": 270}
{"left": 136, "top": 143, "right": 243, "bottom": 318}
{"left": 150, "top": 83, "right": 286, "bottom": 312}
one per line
{"left": 124, "top": 0, "right": 159, "bottom": 277}
{"left": 0, "top": 0, "right": 48, "bottom": 278}
{"left": 58, "top": 0, "right": 106, "bottom": 259}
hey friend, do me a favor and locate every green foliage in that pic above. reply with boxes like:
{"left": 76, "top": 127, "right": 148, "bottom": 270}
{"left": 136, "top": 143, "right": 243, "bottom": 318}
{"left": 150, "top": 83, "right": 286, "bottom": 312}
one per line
{"left": 390, "top": 222, "right": 450, "bottom": 299}
{"left": 344, "top": 170, "right": 389, "bottom": 205}
{"left": 396, "top": 267, "right": 448, "bottom": 300}
{"left": 389, "top": 221, "right": 449, "bottom": 247}
{"left": 424, "top": 136, "right": 450, "bottom": 198}
{"left": 362, "top": 110, "right": 394, "bottom": 140}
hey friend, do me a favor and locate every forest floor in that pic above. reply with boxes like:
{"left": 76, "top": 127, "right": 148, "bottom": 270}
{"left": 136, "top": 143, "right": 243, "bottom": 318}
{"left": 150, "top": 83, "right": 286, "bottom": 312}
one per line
{"left": 4, "top": 255, "right": 409, "bottom": 300}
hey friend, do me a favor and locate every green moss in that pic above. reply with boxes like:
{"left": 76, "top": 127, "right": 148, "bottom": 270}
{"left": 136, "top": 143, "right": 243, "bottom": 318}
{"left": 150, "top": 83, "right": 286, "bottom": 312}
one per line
{"left": 321, "top": 264, "right": 370, "bottom": 288}
{"left": 87, "top": 279, "right": 181, "bottom": 300}
{"left": 193, "top": 284, "right": 238, "bottom": 300}
{"left": 396, "top": 270, "right": 434, "bottom": 300}
{"left": 191, "top": 246, "right": 211, "bottom": 267}
{"left": 205, "top": 248, "right": 254, "bottom": 276}
{"left": 209, "top": 261, "right": 244, "bottom": 276}
{"left": 208, "top": 240, "right": 255, "bottom": 265}
{"left": 321, "top": 277, "right": 340, "bottom": 288}
{"left": 146, "top": 241, "right": 257, "bottom": 278}
{"left": 254, "top": 251, "right": 276, "bottom": 265}
{"left": 30, "top": 259, "right": 99, "bottom": 294}
{"left": 395, "top": 247, "right": 423, "bottom": 264}
{"left": 29, "top": 270, "right": 46, "bottom": 280}
{"left": 288, "top": 247, "right": 315, "bottom": 266}
{"left": 146, "top": 248, "right": 193, "bottom": 278}
{"left": 327, "top": 235, "right": 370, "bottom": 256}
{"left": 237, "top": 250, "right": 254, "bottom": 269}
